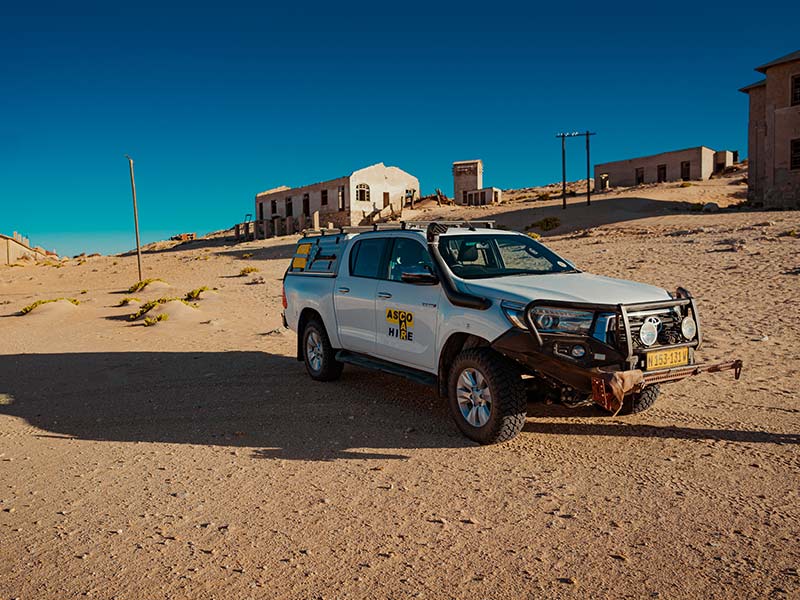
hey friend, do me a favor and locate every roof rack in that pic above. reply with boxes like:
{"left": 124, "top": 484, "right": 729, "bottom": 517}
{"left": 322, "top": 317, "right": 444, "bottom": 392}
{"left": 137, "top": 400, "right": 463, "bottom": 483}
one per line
{"left": 301, "top": 220, "right": 495, "bottom": 238}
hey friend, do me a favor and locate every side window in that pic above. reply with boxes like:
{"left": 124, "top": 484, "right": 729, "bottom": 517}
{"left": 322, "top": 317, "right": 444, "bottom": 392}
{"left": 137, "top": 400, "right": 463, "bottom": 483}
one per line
{"left": 349, "top": 238, "right": 389, "bottom": 279}
{"left": 388, "top": 238, "right": 434, "bottom": 282}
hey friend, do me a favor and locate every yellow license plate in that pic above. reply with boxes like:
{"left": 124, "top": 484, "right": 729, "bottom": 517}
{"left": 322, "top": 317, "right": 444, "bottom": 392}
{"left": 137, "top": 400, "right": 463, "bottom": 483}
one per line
{"left": 646, "top": 347, "right": 689, "bottom": 370}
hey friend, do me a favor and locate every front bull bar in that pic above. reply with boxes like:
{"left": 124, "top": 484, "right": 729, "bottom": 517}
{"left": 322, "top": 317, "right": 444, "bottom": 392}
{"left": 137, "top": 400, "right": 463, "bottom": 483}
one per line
{"left": 591, "top": 359, "right": 743, "bottom": 414}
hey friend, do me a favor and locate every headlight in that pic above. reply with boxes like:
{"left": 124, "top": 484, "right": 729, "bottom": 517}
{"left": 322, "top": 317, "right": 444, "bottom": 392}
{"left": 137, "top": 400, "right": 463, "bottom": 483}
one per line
{"left": 639, "top": 320, "right": 658, "bottom": 346}
{"left": 681, "top": 316, "right": 697, "bottom": 340}
{"left": 501, "top": 301, "right": 528, "bottom": 329}
{"left": 529, "top": 306, "right": 593, "bottom": 334}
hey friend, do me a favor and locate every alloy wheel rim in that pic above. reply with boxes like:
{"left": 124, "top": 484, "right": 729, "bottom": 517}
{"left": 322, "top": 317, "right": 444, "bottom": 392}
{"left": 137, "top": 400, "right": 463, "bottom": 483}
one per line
{"left": 456, "top": 367, "right": 492, "bottom": 427}
{"left": 306, "top": 331, "right": 323, "bottom": 372}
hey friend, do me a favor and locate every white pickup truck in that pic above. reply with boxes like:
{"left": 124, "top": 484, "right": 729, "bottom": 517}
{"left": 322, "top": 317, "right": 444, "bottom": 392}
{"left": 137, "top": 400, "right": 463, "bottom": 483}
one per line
{"left": 282, "top": 221, "right": 742, "bottom": 444}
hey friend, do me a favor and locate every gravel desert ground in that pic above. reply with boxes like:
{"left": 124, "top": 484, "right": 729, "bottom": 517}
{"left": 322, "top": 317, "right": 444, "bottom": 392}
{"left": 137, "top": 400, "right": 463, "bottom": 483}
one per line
{"left": 1, "top": 178, "right": 799, "bottom": 599}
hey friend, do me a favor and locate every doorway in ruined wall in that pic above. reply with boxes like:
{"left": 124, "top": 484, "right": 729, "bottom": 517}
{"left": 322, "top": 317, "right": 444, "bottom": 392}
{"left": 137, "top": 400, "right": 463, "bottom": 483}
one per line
{"left": 681, "top": 161, "right": 691, "bottom": 181}
{"left": 383, "top": 192, "right": 390, "bottom": 208}
{"left": 302, "top": 194, "right": 310, "bottom": 217}
{"left": 480, "top": 191, "right": 486, "bottom": 205}
{"left": 657, "top": 164, "right": 667, "bottom": 183}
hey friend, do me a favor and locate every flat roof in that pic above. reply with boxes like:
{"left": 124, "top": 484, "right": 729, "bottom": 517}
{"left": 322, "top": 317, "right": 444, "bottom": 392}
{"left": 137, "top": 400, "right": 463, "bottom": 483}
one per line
{"left": 755, "top": 49, "right": 800, "bottom": 73}
{"left": 595, "top": 146, "right": 715, "bottom": 167}
{"left": 452, "top": 159, "right": 482, "bottom": 165}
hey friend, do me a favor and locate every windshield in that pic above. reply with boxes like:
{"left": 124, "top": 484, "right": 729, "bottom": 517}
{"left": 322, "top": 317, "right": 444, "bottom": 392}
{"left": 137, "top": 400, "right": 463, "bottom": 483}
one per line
{"left": 438, "top": 234, "right": 578, "bottom": 280}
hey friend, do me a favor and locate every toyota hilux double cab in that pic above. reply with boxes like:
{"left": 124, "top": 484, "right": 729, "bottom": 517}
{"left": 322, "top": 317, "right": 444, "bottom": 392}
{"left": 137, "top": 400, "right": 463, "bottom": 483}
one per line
{"left": 282, "top": 221, "right": 742, "bottom": 444}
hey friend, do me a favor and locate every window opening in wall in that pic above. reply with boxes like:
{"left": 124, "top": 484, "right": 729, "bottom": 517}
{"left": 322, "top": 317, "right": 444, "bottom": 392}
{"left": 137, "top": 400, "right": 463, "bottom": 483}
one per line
{"left": 792, "top": 75, "right": 800, "bottom": 106}
{"left": 285, "top": 197, "right": 293, "bottom": 217}
{"left": 270, "top": 199, "right": 277, "bottom": 214}
{"left": 258, "top": 203, "right": 264, "bottom": 221}
{"left": 302, "top": 193, "right": 310, "bottom": 216}
{"left": 338, "top": 186, "right": 345, "bottom": 211}
{"left": 321, "top": 189, "right": 328, "bottom": 206}
{"left": 791, "top": 138, "right": 800, "bottom": 171}
{"left": 356, "top": 183, "right": 370, "bottom": 203}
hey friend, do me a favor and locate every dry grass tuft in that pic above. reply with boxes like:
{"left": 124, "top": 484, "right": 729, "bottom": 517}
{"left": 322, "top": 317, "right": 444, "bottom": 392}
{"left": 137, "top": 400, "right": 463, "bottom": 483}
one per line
{"left": 127, "top": 278, "right": 164, "bottom": 293}
{"left": 117, "top": 297, "right": 141, "bottom": 307}
{"left": 143, "top": 313, "right": 169, "bottom": 327}
{"left": 526, "top": 217, "right": 561, "bottom": 232}
{"left": 185, "top": 286, "right": 210, "bottom": 301}
{"left": 129, "top": 297, "right": 194, "bottom": 320}
{"left": 239, "top": 266, "right": 259, "bottom": 276}
{"left": 19, "top": 298, "right": 79, "bottom": 315}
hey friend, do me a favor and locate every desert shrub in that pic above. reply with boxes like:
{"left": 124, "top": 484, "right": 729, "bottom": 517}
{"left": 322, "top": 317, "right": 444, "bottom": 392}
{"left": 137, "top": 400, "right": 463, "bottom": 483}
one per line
{"left": 127, "top": 278, "right": 164, "bottom": 293}
{"left": 117, "top": 297, "right": 141, "bottom": 307}
{"left": 680, "top": 182, "right": 693, "bottom": 188}
{"left": 80, "top": 289, "right": 88, "bottom": 295}
{"left": 527, "top": 217, "right": 561, "bottom": 232}
{"left": 527, "top": 232, "right": 542, "bottom": 240}
{"left": 241, "top": 253, "right": 254, "bottom": 259}
{"left": 185, "top": 286, "right": 209, "bottom": 300}
{"left": 537, "top": 192, "right": 551, "bottom": 201}
{"left": 239, "top": 266, "right": 259, "bottom": 276}
{"left": 129, "top": 297, "right": 193, "bottom": 320}
{"left": 19, "top": 298, "right": 79, "bottom": 315}
{"left": 143, "top": 313, "right": 169, "bottom": 327}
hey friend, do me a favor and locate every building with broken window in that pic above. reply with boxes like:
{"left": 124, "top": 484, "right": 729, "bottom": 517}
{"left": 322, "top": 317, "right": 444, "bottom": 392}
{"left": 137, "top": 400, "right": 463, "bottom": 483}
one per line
{"left": 254, "top": 163, "right": 419, "bottom": 236}
{"left": 452, "top": 159, "right": 502, "bottom": 205}
{"left": 593, "top": 146, "right": 736, "bottom": 191}
{"left": 740, "top": 50, "right": 800, "bottom": 208}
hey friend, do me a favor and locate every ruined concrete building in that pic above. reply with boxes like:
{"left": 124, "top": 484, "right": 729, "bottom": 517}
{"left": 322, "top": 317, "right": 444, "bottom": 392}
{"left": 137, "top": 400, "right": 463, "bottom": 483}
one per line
{"left": 594, "top": 146, "right": 736, "bottom": 191}
{"left": 254, "top": 163, "right": 419, "bottom": 236}
{"left": 740, "top": 50, "right": 800, "bottom": 208}
{"left": 452, "top": 160, "right": 502, "bottom": 205}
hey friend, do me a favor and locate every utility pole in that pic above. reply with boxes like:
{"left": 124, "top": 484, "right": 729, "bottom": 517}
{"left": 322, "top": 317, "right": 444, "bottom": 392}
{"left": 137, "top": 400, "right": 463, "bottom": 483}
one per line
{"left": 584, "top": 131, "right": 596, "bottom": 206}
{"left": 125, "top": 155, "right": 143, "bottom": 282}
{"left": 555, "top": 132, "right": 579, "bottom": 209}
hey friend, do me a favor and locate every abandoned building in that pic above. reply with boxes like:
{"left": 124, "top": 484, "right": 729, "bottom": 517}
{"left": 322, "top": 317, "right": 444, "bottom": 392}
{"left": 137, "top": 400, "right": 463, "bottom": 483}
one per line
{"left": 452, "top": 159, "right": 502, "bottom": 205}
{"left": 594, "top": 146, "right": 736, "bottom": 191}
{"left": 1, "top": 231, "right": 54, "bottom": 265}
{"left": 254, "top": 163, "right": 419, "bottom": 236}
{"left": 740, "top": 50, "right": 800, "bottom": 208}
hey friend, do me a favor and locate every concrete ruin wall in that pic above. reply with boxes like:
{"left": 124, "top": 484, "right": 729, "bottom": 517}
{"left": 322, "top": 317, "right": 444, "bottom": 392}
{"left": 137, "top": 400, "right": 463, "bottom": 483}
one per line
{"left": 594, "top": 146, "right": 715, "bottom": 189}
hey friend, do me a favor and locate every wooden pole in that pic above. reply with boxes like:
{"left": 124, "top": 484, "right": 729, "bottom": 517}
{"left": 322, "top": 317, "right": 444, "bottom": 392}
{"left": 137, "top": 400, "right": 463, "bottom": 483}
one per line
{"left": 125, "top": 155, "right": 143, "bottom": 282}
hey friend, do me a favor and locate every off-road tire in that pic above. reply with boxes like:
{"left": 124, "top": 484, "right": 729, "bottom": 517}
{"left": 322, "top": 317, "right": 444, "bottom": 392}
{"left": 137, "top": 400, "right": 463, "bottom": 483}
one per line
{"left": 447, "top": 348, "right": 527, "bottom": 444}
{"left": 620, "top": 384, "right": 660, "bottom": 415}
{"left": 302, "top": 319, "right": 343, "bottom": 382}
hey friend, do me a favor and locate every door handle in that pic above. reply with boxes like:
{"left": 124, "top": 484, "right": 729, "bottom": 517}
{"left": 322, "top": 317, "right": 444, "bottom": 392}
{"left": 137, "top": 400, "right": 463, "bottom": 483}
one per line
{"left": 377, "top": 292, "right": 392, "bottom": 299}
{"left": 337, "top": 287, "right": 350, "bottom": 294}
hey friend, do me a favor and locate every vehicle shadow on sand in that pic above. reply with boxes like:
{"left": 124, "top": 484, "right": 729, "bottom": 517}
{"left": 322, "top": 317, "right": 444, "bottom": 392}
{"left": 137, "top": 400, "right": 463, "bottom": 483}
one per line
{"left": 0, "top": 351, "right": 467, "bottom": 461}
{"left": 523, "top": 403, "right": 799, "bottom": 445}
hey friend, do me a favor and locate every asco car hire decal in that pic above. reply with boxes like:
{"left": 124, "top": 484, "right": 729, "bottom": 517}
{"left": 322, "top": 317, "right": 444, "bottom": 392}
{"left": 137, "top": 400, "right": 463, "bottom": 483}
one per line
{"left": 386, "top": 308, "right": 414, "bottom": 341}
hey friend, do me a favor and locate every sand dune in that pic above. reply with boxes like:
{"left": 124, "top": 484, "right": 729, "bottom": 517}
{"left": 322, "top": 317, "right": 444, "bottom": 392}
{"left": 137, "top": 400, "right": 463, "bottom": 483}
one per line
{"left": 0, "top": 175, "right": 798, "bottom": 599}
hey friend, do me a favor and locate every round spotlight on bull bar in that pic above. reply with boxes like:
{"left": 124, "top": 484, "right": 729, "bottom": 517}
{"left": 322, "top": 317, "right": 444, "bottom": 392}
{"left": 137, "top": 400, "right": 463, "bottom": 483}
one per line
{"left": 639, "top": 320, "right": 658, "bottom": 347}
{"left": 570, "top": 345, "right": 586, "bottom": 358}
{"left": 681, "top": 316, "right": 697, "bottom": 340}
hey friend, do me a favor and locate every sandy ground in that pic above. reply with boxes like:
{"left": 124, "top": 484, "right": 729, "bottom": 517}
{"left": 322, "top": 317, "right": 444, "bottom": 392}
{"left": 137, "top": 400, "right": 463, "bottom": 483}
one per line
{"left": 1, "top": 177, "right": 799, "bottom": 599}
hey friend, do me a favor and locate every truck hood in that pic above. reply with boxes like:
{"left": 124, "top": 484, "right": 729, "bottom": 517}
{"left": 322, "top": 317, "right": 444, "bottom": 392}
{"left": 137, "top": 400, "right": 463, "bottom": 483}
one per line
{"left": 461, "top": 272, "right": 671, "bottom": 306}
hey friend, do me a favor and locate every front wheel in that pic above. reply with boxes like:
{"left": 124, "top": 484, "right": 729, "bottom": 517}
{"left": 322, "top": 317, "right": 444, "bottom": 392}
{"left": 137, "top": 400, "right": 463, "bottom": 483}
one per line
{"left": 620, "top": 384, "right": 660, "bottom": 414}
{"left": 302, "top": 319, "right": 343, "bottom": 381}
{"left": 447, "top": 349, "right": 527, "bottom": 444}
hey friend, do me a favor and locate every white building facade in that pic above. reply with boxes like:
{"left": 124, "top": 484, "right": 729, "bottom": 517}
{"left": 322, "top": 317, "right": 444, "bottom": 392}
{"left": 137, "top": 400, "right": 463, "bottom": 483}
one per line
{"left": 255, "top": 163, "right": 419, "bottom": 231}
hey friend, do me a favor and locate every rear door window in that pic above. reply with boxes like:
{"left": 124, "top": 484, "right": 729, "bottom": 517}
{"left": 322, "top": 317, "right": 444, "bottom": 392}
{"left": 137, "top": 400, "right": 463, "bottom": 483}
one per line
{"left": 349, "top": 238, "right": 390, "bottom": 279}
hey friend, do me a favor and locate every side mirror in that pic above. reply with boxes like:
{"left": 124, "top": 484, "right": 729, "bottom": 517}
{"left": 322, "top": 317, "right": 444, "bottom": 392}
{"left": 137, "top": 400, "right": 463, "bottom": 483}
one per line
{"left": 401, "top": 271, "right": 439, "bottom": 285}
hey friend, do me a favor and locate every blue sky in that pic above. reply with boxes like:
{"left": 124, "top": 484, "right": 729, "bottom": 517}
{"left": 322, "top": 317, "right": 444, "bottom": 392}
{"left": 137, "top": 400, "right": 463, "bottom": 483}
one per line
{"left": 1, "top": 1, "right": 796, "bottom": 256}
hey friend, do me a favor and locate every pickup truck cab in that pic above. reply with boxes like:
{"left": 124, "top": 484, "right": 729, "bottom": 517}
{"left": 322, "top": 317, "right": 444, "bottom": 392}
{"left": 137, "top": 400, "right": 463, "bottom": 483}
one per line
{"left": 282, "top": 221, "right": 742, "bottom": 444}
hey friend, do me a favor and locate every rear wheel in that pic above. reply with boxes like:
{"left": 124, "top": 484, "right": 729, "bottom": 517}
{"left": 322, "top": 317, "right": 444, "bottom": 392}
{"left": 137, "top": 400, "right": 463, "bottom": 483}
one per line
{"left": 447, "top": 349, "right": 526, "bottom": 444}
{"left": 620, "top": 384, "right": 660, "bottom": 414}
{"left": 302, "top": 319, "right": 343, "bottom": 381}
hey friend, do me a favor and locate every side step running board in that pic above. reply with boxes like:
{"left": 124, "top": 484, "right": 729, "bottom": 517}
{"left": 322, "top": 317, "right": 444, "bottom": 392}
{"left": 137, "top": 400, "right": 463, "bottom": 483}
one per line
{"left": 335, "top": 351, "right": 437, "bottom": 387}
